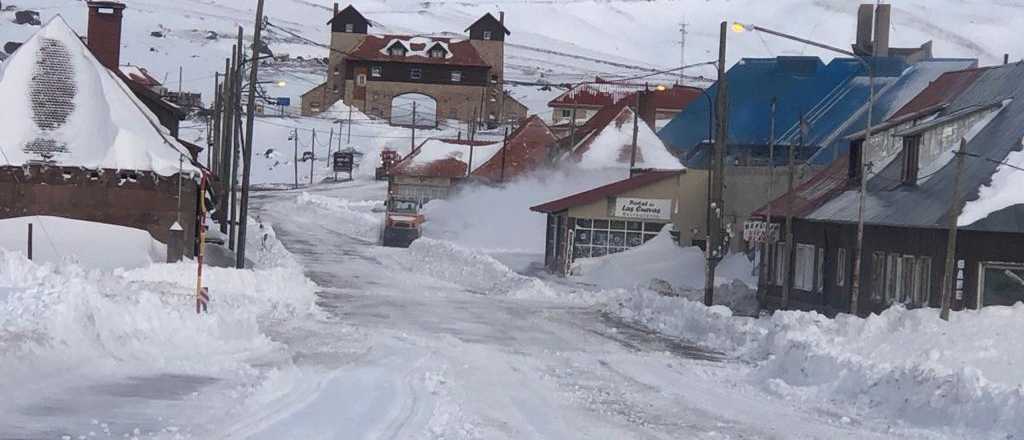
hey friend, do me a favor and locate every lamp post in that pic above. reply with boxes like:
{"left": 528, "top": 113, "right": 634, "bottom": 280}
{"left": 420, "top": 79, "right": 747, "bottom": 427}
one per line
{"left": 732, "top": 22, "right": 875, "bottom": 316}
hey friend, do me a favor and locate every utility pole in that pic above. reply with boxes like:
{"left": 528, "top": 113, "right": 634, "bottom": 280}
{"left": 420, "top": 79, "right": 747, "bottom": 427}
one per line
{"left": 703, "top": 21, "right": 728, "bottom": 307}
{"left": 499, "top": 127, "right": 509, "bottom": 183}
{"left": 293, "top": 128, "right": 299, "bottom": 189}
{"left": 781, "top": 115, "right": 803, "bottom": 309}
{"left": 411, "top": 101, "right": 417, "bottom": 152}
{"left": 178, "top": 65, "right": 183, "bottom": 102}
{"left": 346, "top": 104, "right": 353, "bottom": 144}
{"left": 236, "top": 0, "right": 265, "bottom": 269}
{"left": 679, "top": 20, "right": 687, "bottom": 83}
{"left": 629, "top": 90, "right": 641, "bottom": 175}
{"left": 211, "top": 73, "right": 222, "bottom": 175}
{"left": 310, "top": 129, "right": 316, "bottom": 186}
{"left": 940, "top": 138, "right": 968, "bottom": 321}
{"left": 759, "top": 98, "right": 777, "bottom": 299}
{"left": 327, "top": 126, "right": 334, "bottom": 170}
{"left": 850, "top": 62, "right": 876, "bottom": 317}
{"left": 569, "top": 107, "right": 578, "bottom": 149}
{"left": 219, "top": 57, "right": 233, "bottom": 236}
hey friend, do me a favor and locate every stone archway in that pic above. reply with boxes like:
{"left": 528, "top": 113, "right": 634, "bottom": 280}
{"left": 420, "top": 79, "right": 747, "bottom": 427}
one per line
{"left": 390, "top": 93, "right": 437, "bottom": 128}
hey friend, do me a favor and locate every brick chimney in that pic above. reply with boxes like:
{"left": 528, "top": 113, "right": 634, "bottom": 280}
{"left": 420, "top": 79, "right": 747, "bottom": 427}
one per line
{"left": 86, "top": 1, "right": 126, "bottom": 71}
{"left": 854, "top": 4, "right": 873, "bottom": 54}
{"left": 872, "top": 4, "right": 891, "bottom": 57}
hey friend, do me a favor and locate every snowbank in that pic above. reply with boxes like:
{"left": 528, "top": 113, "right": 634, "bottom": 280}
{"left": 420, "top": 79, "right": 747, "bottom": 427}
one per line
{"left": 401, "top": 238, "right": 558, "bottom": 299}
{"left": 0, "top": 216, "right": 165, "bottom": 269}
{"left": 608, "top": 291, "right": 1024, "bottom": 436}
{"left": 576, "top": 107, "right": 683, "bottom": 171}
{"left": 296, "top": 192, "right": 381, "bottom": 242}
{"left": 572, "top": 229, "right": 758, "bottom": 312}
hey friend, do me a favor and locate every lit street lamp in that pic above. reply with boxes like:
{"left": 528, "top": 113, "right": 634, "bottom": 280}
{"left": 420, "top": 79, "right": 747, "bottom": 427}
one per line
{"left": 732, "top": 21, "right": 876, "bottom": 316}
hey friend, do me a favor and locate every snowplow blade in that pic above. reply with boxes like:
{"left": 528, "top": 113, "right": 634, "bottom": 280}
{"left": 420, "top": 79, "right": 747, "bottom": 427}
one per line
{"left": 382, "top": 227, "right": 420, "bottom": 248}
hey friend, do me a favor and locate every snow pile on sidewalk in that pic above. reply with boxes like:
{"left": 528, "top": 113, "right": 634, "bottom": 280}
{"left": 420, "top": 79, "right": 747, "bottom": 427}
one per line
{"left": 608, "top": 291, "right": 1024, "bottom": 436}
{"left": 572, "top": 229, "right": 758, "bottom": 312}
{"left": 0, "top": 222, "right": 318, "bottom": 378}
{"left": 0, "top": 216, "right": 165, "bottom": 269}
{"left": 401, "top": 238, "right": 558, "bottom": 299}
{"left": 296, "top": 192, "right": 381, "bottom": 242}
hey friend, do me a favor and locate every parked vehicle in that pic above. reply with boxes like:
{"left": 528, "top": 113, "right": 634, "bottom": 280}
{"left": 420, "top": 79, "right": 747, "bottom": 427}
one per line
{"left": 381, "top": 196, "right": 423, "bottom": 247}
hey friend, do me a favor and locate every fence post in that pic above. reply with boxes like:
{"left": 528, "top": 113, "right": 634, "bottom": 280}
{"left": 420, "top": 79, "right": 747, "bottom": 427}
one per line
{"left": 27, "top": 223, "right": 33, "bottom": 260}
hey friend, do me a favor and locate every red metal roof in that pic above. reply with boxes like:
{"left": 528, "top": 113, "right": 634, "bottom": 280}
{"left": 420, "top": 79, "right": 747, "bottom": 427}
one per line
{"left": 751, "top": 156, "right": 851, "bottom": 219}
{"left": 888, "top": 67, "right": 988, "bottom": 120}
{"left": 390, "top": 155, "right": 468, "bottom": 179}
{"left": 548, "top": 83, "right": 703, "bottom": 111}
{"left": 119, "top": 65, "right": 161, "bottom": 88}
{"left": 347, "top": 35, "right": 490, "bottom": 67}
{"left": 530, "top": 170, "right": 681, "bottom": 214}
{"left": 473, "top": 115, "right": 558, "bottom": 182}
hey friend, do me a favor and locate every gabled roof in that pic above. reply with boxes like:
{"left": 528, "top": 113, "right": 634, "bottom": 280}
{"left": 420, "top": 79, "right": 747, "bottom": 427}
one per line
{"left": 472, "top": 116, "right": 558, "bottom": 182}
{"left": 346, "top": 35, "right": 490, "bottom": 67}
{"left": 120, "top": 65, "right": 161, "bottom": 88}
{"left": 806, "top": 62, "right": 1024, "bottom": 233}
{"left": 465, "top": 13, "right": 510, "bottom": 36}
{"left": 0, "top": 17, "right": 196, "bottom": 176}
{"left": 548, "top": 82, "right": 702, "bottom": 113}
{"left": 531, "top": 170, "right": 682, "bottom": 214}
{"left": 327, "top": 5, "right": 372, "bottom": 26}
{"left": 888, "top": 66, "right": 989, "bottom": 120}
{"left": 572, "top": 103, "right": 683, "bottom": 170}
{"left": 390, "top": 138, "right": 502, "bottom": 178}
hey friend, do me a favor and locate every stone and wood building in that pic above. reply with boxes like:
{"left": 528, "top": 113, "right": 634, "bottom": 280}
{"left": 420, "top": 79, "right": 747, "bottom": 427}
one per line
{"left": 302, "top": 4, "right": 525, "bottom": 126}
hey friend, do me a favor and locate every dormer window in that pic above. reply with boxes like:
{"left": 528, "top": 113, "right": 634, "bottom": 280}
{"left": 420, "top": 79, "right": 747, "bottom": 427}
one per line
{"left": 901, "top": 135, "right": 921, "bottom": 185}
{"left": 429, "top": 45, "right": 447, "bottom": 59}
{"left": 388, "top": 43, "right": 407, "bottom": 57}
{"left": 482, "top": 31, "right": 493, "bottom": 40}
{"left": 344, "top": 23, "right": 354, "bottom": 33}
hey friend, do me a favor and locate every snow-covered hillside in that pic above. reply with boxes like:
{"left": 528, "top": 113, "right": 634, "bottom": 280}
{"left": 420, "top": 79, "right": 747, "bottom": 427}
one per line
{"left": 3, "top": 0, "right": 1022, "bottom": 118}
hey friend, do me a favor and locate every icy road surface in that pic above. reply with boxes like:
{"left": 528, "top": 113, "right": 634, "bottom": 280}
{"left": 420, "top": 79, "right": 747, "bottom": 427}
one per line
{"left": 232, "top": 180, "right": 912, "bottom": 440}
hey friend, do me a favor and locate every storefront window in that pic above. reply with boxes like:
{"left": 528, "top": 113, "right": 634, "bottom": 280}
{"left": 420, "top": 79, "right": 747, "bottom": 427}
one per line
{"left": 571, "top": 218, "right": 669, "bottom": 261}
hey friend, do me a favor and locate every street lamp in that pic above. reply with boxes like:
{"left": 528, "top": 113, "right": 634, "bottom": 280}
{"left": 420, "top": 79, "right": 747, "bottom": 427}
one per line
{"left": 732, "top": 21, "right": 875, "bottom": 316}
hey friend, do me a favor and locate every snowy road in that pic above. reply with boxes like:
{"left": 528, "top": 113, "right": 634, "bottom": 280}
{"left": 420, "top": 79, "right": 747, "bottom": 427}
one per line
{"left": 231, "top": 180, "right": 912, "bottom": 440}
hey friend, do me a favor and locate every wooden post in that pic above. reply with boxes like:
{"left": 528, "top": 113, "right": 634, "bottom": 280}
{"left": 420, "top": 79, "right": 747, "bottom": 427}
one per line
{"left": 27, "top": 223, "right": 32, "bottom": 261}
{"left": 781, "top": 115, "right": 802, "bottom": 309}
{"left": 940, "top": 139, "right": 968, "bottom": 320}
{"left": 293, "top": 128, "right": 299, "bottom": 189}
{"left": 235, "top": 0, "right": 265, "bottom": 269}
{"left": 499, "top": 127, "right": 509, "bottom": 182}
{"left": 310, "top": 128, "right": 317, "bottom": 185}
{"left": 629, "top": 91, "right": 641, "bottom": 175}
{"left": 326, "top": 127, "right": 334, "bottom": 170}
{"left": 411, "top": 101, "right": 417, "bottom": 153}
{"left": 167, "top": 222, "right": 184, "bottom": 263}
{"left": 346, "top": 104, "right": 353, "bottom": 144}
{"left": 704, "top": 21, "right": 728, "bottom": 307}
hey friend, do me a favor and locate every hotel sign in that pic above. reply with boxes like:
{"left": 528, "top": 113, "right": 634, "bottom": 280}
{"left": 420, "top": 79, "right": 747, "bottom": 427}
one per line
{"left": 613, "top": 198, "right": 672, "bottom": 220}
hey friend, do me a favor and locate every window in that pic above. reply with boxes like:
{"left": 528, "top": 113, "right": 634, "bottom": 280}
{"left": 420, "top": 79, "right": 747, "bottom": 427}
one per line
{"left": 901, "top": 135, "right": 921, "bottom": 185}
{"left": 816, "top": 248, "right": 825, "bottom": 292}
{"left": 371, "top": 65, "right": 382, "bottom": 78}
{"left": 356, "top": 74, "right": 366, "bottom": 86}
{"left": 886, "top": 253, "right": 900, "bottom": 304}
{"left": 333, "top": 65, "right": 341, "bottom": 76}
{"left": 774, "top": 243, "right": 788, "bottom": 286}
{"left": 836, "top": 248, "right": 847, "bottom": 287}
{"left": 560, "top": 109, "right": 572, "bottom": 118}
{"left": 482, "top": 31, "right": 493, "bottom": 40}
{"left": 344, "top": 23, "right": 354, "bottom": 33}
{"left": 872, "top": 251, "right": 886, "bottom": 301}
{"left": 410, "top": 68, "right": 422, "bottom": 80}
{"left": 915, "top": 257, "right": 931, "bottom": 306}
{"left": 794, "top": 244, "right": 816, "bottom": 291}
{"left": 450, "top": 70, "right": 462, "bottom": 82}
{"left": 430, "top": 46, "right": 446, "bottom": 59}
{"left": 572, "top": 218, "right": 663, "bottom": 260}
{"left": 388, "top": 44, "right": 407, "bottom": 57}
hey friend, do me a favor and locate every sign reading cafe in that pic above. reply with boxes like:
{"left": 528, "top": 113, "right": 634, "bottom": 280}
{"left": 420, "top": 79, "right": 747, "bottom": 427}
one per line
{"left": 613, "top": 198, "right": 672, "bottom": 221}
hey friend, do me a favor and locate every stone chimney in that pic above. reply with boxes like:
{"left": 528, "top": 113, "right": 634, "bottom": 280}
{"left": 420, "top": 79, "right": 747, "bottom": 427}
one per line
{"left": 854, "top": 4, "right": 873, "bottom": 54}
{"left": 872, "top": 3, "right": 891, "bottom": 57}
{"left": 86, "top": 1, "right": 126, "bottom": 71}
{"left": 499, "top": 11, "right": 505, "bottom": 26}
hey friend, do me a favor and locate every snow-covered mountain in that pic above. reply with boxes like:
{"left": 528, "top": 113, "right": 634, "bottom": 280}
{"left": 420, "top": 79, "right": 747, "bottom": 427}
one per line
{"left": 2, "top": 0, "right": 1022, "bottom": 115}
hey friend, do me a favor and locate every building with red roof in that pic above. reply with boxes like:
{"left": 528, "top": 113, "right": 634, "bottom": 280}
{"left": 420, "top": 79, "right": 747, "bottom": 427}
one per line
{"left": 547, "top": 80, "right": 702, "bottom": 128}
{"left": 301, "top": 4, "right": 526, "bottom": 126}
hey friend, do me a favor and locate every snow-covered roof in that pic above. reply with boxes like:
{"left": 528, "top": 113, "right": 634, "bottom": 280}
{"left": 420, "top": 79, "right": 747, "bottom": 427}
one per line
{"left": 392, "top": 139, "right": 502, "bottom": 178}
{"left": 0, "top": 17, "right": 196, "bottom": 176}
{"left": 573, "top": 104, "right": 683, "bottom": 171}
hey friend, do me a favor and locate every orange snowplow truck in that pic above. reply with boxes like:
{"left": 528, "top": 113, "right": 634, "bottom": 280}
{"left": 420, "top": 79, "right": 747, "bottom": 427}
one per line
{"left": 382, "top": 197, "right": 424, "bottom": 247}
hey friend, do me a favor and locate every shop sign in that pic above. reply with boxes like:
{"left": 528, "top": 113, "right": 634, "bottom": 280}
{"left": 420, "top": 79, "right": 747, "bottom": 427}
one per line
{"left": 613, "top": 197, "right": 672, "bottom": 220}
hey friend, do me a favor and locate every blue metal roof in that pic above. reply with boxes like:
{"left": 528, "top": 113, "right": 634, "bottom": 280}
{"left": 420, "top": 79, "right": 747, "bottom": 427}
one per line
{"left": 804, "top": 58, "right": 978, "bottom": 165}
{"left": 657, "top": 56, "right": 865, "bottom": 167}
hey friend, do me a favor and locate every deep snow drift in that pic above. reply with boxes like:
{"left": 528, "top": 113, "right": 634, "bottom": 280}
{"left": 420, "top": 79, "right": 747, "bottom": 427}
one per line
{"left": 0, "top": 216, "right": 166, "bottom": 269}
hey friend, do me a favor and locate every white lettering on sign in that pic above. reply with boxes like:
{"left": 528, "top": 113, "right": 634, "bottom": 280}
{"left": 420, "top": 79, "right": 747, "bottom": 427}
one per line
{"left": 613, "top": 198, "right": 672, "bottom": 220}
